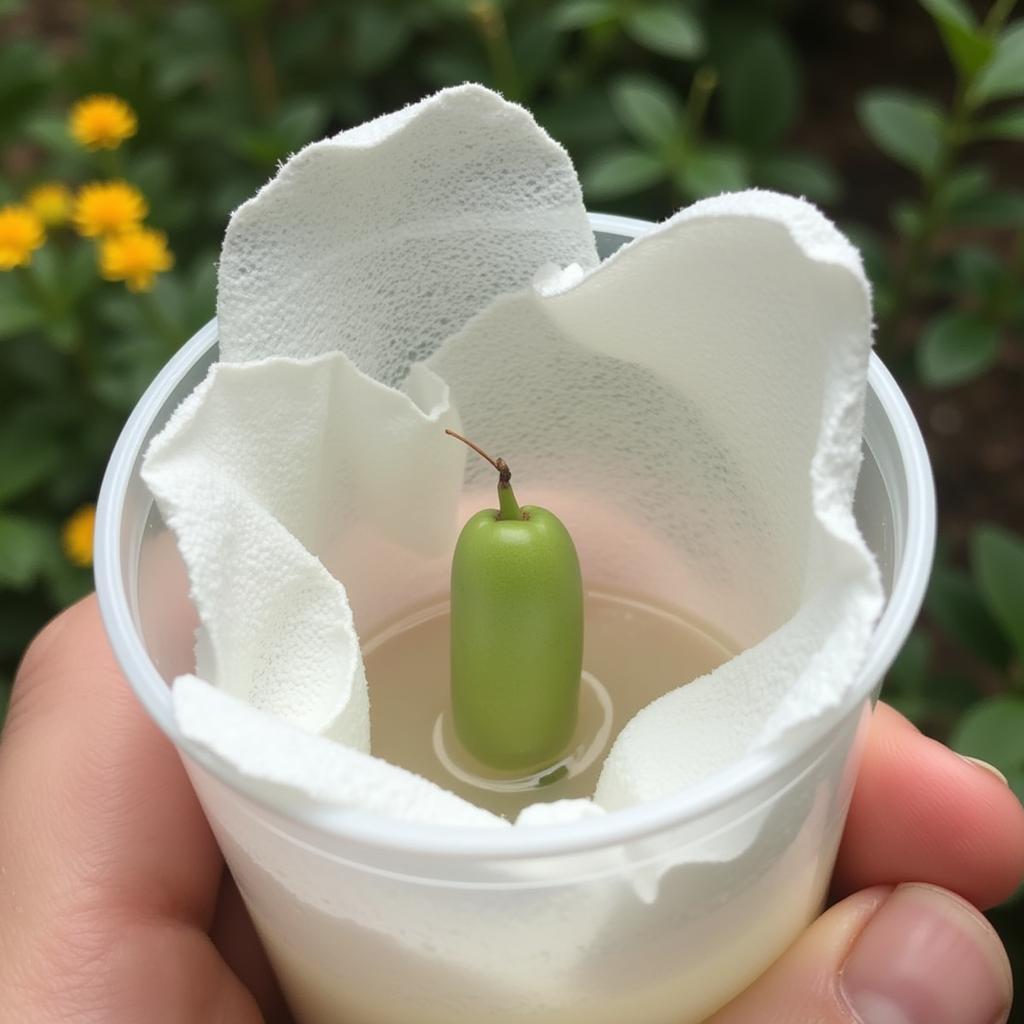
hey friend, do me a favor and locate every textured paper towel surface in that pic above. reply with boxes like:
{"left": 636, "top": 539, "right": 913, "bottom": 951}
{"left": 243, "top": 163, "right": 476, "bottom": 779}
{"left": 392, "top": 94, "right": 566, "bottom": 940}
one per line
{"left": 143, "top": 351, "right": 464, "bottom": 751}
{"left": 217, "top": 83, "right": 599, "bottom": 382}
{"left": 143, "top": 84, "right": 882, "bottom": 829}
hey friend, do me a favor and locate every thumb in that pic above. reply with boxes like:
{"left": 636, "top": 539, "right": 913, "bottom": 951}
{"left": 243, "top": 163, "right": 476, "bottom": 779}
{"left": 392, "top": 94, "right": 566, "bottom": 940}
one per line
{"left": 707, "top": 884, "right": 1012, "bottom": 1024}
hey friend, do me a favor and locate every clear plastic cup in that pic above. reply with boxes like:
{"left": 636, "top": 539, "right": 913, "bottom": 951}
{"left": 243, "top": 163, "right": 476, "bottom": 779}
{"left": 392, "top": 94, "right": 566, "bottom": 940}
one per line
{"left": 95, "top": 213, "right": 935, "bottom": 1024}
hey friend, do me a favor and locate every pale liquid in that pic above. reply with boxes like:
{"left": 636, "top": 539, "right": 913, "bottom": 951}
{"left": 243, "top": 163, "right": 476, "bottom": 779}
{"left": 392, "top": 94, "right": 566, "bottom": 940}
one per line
{"left": 364, "top": 590, "right": 735, "bottom": 820}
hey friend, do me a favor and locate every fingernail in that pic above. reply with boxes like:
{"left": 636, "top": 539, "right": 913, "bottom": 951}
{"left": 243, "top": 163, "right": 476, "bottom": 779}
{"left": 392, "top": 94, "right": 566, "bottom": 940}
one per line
{"left": 839, "top": 883, "right": 1012, "bottom": 1024}
{"left": 958, "top": 754, "right": 1009, "bottom": 786}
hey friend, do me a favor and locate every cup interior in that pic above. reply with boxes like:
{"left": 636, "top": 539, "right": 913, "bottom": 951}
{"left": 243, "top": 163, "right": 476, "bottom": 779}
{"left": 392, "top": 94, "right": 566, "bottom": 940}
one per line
{"left": 95, "top": 213, "right": 936, "bottom": 855}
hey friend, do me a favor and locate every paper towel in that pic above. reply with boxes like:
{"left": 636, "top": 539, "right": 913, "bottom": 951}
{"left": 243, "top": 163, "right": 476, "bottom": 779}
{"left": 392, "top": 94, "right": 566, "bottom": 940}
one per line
{"left": 216, "top": 84, "right": 599, "bottom": 379}
{"left": 142, "top": 83, "right": 883, "bottom": 829}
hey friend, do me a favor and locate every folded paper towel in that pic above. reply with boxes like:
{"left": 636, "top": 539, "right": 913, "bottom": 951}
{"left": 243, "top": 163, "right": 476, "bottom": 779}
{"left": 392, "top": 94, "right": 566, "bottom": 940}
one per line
{"left": 143, "top": 83, "right": 883, "bottom": 830}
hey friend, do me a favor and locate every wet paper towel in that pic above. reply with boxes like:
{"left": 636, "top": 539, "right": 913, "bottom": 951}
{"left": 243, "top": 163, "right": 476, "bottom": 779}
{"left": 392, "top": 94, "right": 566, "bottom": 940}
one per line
{"left": 143, "top": 83, "right": 883, "bottom": 829}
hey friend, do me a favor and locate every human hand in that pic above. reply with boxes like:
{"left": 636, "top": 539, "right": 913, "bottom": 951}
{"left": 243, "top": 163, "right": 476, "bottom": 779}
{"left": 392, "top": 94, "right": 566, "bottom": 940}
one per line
{"left": 709, "top": 700, "right": 1023, "bottom": 1024}
{"left": 1, "top": 596, "right": 1022, "bottom": 1024}
{"left": 0, "top": 596, "right": 289, "bottom": 1023}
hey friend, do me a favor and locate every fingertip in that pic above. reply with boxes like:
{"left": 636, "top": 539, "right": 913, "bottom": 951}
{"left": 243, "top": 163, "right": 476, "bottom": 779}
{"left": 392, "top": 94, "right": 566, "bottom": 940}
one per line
{"left": 838, "top": 882, "right": 1013, "bottom": 1024}
{"left": 711, "top": 881, "right": 1012, "bottom": 1024}
{"left": 835, "top": 702, "right": 1024, "bottom": 909}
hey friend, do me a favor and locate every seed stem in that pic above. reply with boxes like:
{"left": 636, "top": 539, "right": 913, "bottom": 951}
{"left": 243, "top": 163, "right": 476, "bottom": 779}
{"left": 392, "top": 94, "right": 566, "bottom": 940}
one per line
{"left": 445, "top": 428, "right": 510, "bottom": 484}
{"left": 445, "top": 428, "right": 523, "bottom": 518}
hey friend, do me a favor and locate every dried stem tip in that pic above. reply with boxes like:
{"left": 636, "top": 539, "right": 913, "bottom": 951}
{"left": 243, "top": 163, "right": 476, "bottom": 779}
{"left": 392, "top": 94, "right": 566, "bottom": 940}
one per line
{"left": 445, "top": 429, "right": 512, "bottom": 485}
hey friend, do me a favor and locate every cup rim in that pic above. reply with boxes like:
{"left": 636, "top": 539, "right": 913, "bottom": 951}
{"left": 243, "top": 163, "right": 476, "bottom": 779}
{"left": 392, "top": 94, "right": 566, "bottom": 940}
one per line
{"left": 95, "top": 212, "right": 936, "bottom": 860}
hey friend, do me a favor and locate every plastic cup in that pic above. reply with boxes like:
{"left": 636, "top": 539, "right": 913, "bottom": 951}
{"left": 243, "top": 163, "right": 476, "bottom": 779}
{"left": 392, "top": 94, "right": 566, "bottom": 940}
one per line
{"left": 95, "top": 212, "right": 935, "bottom": 1024}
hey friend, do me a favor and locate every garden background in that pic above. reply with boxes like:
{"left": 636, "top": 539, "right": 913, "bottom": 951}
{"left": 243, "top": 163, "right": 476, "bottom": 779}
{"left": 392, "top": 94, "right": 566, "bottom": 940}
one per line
{"left": 1, "top": 0, "right": 1022, "bottom": 1012}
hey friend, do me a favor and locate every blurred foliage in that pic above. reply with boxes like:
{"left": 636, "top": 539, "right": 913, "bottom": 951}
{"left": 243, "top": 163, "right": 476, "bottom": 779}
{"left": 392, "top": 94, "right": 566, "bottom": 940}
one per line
{"left": 0, "top": 0, "right": 1023, "bottom": 1004}
{"left": 887, "top": 523, "right": 1024, "bottom": 802}
{"left": 885, "top": 518, "right": 1024, "bottom": 928}
{"left": 855, "top": 0, "right": 1024, "bottom": 386}
{"left": 0, "top": 0, "right": 860, "bottom": 693}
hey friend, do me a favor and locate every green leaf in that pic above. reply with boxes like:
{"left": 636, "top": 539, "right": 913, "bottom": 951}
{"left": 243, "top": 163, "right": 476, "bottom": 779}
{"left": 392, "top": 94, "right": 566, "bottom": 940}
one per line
{"left": 976, "top": 106, "right": 1024, "bottom": 138}
{"left": 29, "top": 244, "right": 63, "bottom": 306}
{"left": 127, "top": 151, "right": 174, "bottom": 203}
{"left": 347, "top": 4, "right": 413, "bottom": 76}
{"left": 951, "top": 696, "right": 1024, "bottom": 802}
{"left": 857, "top": 90, "right": 945, "bottom": 177}
{"left": 949, "top": 247, "right": 1006, "bottom": 299}
{"left": 918, "top": 0, "right": 975, "bottom": 29}
{"left": 511, "top": 10, "right": 567, "bottom": 95}
{"left": 146, "top": 274, "right": 188, "bottom": 343}
{"left": 278, "top": 97, "right": 329, "bottom": 151}
{"left": 0, "top": 514, "right": 55, "bottom": 589}
{"left": 610, "top": 75, "right": 681, "bottom": 147}
{"left": 919, "top": 0, "right": 993, "bottom": 77}
{"left": 552, "top": 0, "right": 617, "bottom": 30}
{"left": 927, "top": 565, "right": 1014, "bottom": 668}
{"left": 0, "top": 435, "right": 61, "bottom": 505}
{"left": 721, "top": 29, "right": 801, "bottom": 148}
{"left": 230, "top": 98, "right": 329, "bottom": 166}
{"left": 45, "top": 317, "right": 79, "bottom": 355}
{"left": 941, "top": 24, "right": 995, "bottom": 76}
{"left": 153, "top": 49, "right": 214, "bottom": 97}
{"left": 917, "top": 311, "right": 1001, "bottom": 387}
{"left": 940, "top": 164, "right": 991, "bottom": 209}
{"left": 624, "top": 4, "right": 704, "bottom": 60}
{"left": 23, "top": 112, "right": 81, "bottom": 156}
{"left": 971, "top": 524, "right": 1024, "bottom": 659}
{"left": 63, "top": 241, "right": 98, "bottom": 305}
{"left": 96, "top": 290, "right": 145, "bottom": 336}
{"left": 0, "top": 40, "right": 55, "bottom": 145}
{"left": 677, "top": 147, "right": 750, "bottom": 199}
{"left": 754, "top": 153, "right": 841, "bottom": 204}
{"left": 584, "top": 148, "right": 667, "bottom": 199}
{"left": 948, "top": 187, "right": 1024, "bottom": 227}
{"left": 0, "top": 294, "right": 44, "bottom": 340}
{"left": 972, "top": 21, "right": 1024, "bottom": 103}
{"left": 91, "top": 330, "right": 168, "bottom": 412}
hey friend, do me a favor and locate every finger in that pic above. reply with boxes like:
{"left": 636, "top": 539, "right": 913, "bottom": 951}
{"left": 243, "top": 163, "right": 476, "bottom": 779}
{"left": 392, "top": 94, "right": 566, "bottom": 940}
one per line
{"left": 833, "top": 702, "right": 1024, "bottom": 909}
{"left": 0, "top": 596, "right": 259, "bottom": 1021}
{"left": 1, "top": 595, "right": 221, "bottom": 927}
{"left": 708, "top": 883, "right": 1012, "bottom": 1024}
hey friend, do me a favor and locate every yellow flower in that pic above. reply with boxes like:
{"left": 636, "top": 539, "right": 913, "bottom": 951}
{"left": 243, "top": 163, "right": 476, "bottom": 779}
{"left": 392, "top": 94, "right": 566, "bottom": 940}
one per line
{"left": 26, "top": 182, "right": 73, "bottom": 227}
{"left": 73, "top": 181, "right": 148, "bottom": 238}
{"left": 62, "top": 504, "right": 96, "bottom": 568}
{"left": 69, "top": 94, "right": 137, "bottom": 150}
{"left": 0, "top": 204, "right": 45, "bottom": 270}
{"left": 100, "top": 226, "right": 174, "bottom": 292}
